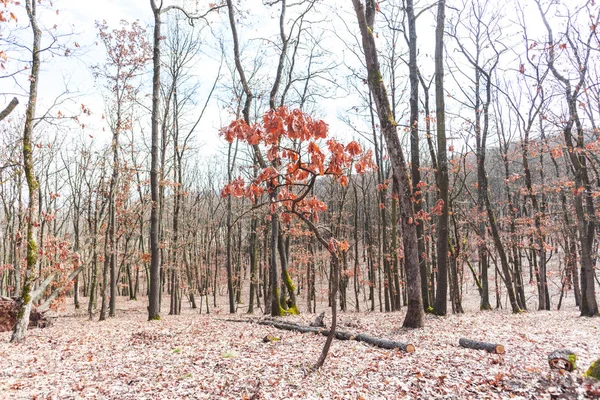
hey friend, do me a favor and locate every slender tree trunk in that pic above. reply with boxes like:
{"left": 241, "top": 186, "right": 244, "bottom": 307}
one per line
{"left": 313, "top": 253, "right": 339, "bottom": 370}
{"left": 99, "top": 226, "right": 111, "bottom": 321}
{"left": 448, "top": 231, "right": 463, "bottom": 313}
{"left": 307, "top": 239, "right": 315, "bottom": 313}
{"left": 248, "top": 217, "right": 258, "bottom": 314}
{"left": 73, "top": 217, "right": 81, "bottom": 309}
{"left": 225, "top": 143, "right": 236, "bottom": 314}
{"left": 170, "top": 88, "right": 182, "bottom": 314}
{"left": 108, "top": 122, "right": 119, "bottom": 318}
{"left": 353, "top": 185, "right": 361, "bottom": 311}
{"left": 537, "top": 1, "right": 598, "bottom": 317}
{"left": 433, "top": 0, "right": 449, "bottom": 316}
{"left": 521, "top": 136, "right": 548, "bottom": 310}
{"left": 418, "top": 75, "right": 436, "bottom": 307}
{"left": 406, "top": 0, "right": 429, "bottom": 313}
{"left": 499, "top": 124, "right": 527, "bottom": 310}
{"left": 569, "top": 240, "right": 581, "bottom": 307}
{"left": 88, "top": 208, "right": 99, "bottom": 320}
{"left": 378, "top": 187, "right": 390, "bottom": 312}
{"left": 126, "top": 264, "right": 135, "bottom": 300}
{"left": 269, "top": 209, "right": 283, "bottom": 316}
{"left": 225, "top": 0, "right": 284, "bottom": 316}
{"left": 148, "top": 0, "right": 162, "bottom": 321}
{"left": 11, "top": 0, "right": 41, "bottom": 343}
{"left": 263, "top": 225, "right": 271, "bottom": 315}
{"left": 390, "top": 185, "right": 401, "bottom": 310}
{"left": 278, "top": 231, "right": 298, "bottom": 313}
{"left": 480, "top": 76, "right": 520, "bottom": 313}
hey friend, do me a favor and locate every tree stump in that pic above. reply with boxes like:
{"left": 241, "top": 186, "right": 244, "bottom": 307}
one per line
{"left": 586, "top": 358, "right": 600, "bottom": 380}
{"left": 310, "top": 311, "right": 326, "bottom": 328}
{"left": 459, "top": 338, "right": 505, "bottom": 354}
{"left": 548, "top": 349, "right": 577, "bottom": 372}
{"left": 262, "top": 334, "right": 280, "bottom": 343}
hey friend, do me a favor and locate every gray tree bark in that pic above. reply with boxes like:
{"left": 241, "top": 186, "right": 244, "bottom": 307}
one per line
{"left": 350, "top": 0, "right": 424, "bottom": 328}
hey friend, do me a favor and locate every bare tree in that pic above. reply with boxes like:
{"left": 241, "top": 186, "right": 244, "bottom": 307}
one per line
{"left": 11, "top": 0, "right": 42, "bottom": 343}
{"left": 147, "top": 0, "right": 223, "bottom": 321}
{"left": 351, "top": 0, "right": 424, "bottom": 328}
{"left": 536, "top": 0, "right": 599, "bottom": 317}
{"left": 433, "top": 0, "right": 451, "bottom": 315}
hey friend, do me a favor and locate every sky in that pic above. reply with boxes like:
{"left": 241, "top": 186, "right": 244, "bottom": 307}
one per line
{"left": 1, "top": 0, "right": 444, "bottom": 163}
{"left": 2, "top": 0, "right": 587, "bottom": 166}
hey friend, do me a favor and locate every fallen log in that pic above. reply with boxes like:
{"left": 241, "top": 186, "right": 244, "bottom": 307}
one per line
{"left": 226, "top": 318, "right": 415, "bottom": 352}
{"left": 548, "top": 349, "right": 577, "bottom": 372}
{"left": 459, "top": 338, "right": 504, "bottom": 354}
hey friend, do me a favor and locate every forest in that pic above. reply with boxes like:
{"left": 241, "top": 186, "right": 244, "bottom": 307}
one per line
{"left": 1, "top": 0, "right": 600, "bottom": 398}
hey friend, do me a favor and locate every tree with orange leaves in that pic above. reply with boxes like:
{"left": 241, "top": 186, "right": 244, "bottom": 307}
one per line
{"left": 221, "top": 106, "right": 375, "bottom": 369}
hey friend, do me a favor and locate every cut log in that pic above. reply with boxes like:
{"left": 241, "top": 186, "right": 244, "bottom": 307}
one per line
{"left": 548, "top": 349, "right": 577, "bottom": 372}
{"left": 353, "top": 333, "right": 415, "bottom": 352}
{"left": 459, "top": 338, "right": 504, "bottom": 354}
{"left": 226, "top": 318, "right": 415, "bottom": 353}
{"left": 0, "top": 297, "right": 51, "bottom": 333}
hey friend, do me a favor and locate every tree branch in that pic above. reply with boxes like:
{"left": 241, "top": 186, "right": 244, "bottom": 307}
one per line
{"left": 161, "top": 3, "right": 226, "bottom": 24}
{"left": 0, "top": 97, "right": 19, "bottom": 122}
{"left": 37, "top": 266, "right": 84, "bottom": 312}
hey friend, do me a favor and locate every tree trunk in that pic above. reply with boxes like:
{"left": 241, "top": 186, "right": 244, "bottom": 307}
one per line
{"left": 269, "top": 209, "right": 283, "bottom": 316}
{"left": 313, "top": 253, "right": 339, "bottom": 370}
{"left": 248, "top": 217, "right": 258, "bottom": 314}
{"left": 225, "top": 142, "right": 236, "bottom": 314}
{"left": 351, "top": 0, "right": 424, "bottom": 328}
{"left": 353, "top": 185, "right": 361, "bottom": 311}
{"left": 390, "top": 185, "right": 401, "bottom": 310}
{"left": 98, "top": 231, "right": 110, "bottom": 321}
{"left": 406, "top": 0, "right": 429, "bottom": 314}
{"left": 433, "top": 0, "right": 449, "bottom": 316}
{"left": 148, "top": 0, "right": 162, "bottom": 321}
{"left": 88, "top": 208, "right": 99, "bottom": 320}
{"left": 537, "top": 1, "right": 598, "bottom": 317}
{"left": 11, "top": 0, "right": 41, "bottom": 344}
{"left": 522, "top": 138, "right": 548, "bottom": 310}
{"left": 278, "top": 232, "right": 298, "bottom": 314}
{"left": 108, "top": 128, "right": 119, "bottom": 318}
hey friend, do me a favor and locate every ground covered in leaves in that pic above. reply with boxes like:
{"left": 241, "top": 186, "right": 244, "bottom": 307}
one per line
{"left": 1, "top": 298, "right": 599, "bottom": 399}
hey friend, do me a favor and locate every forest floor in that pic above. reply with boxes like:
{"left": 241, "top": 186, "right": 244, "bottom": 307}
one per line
{"left": 1, "top": 295, "right": 599, "bottom": 399}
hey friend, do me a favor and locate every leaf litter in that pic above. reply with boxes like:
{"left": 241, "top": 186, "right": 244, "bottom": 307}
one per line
{"left": 0, "top": 297, "right": 599, "bottom": 399}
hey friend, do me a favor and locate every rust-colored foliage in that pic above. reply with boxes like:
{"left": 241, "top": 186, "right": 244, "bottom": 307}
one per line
{"left": 0, "top": 0, "right": 17, "bottom": 23}
{"left": 221, "top": 107, "right": 376, "bottom": 225}
{"left": 93, "top": 19, "right": 152, "bottom": 104}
